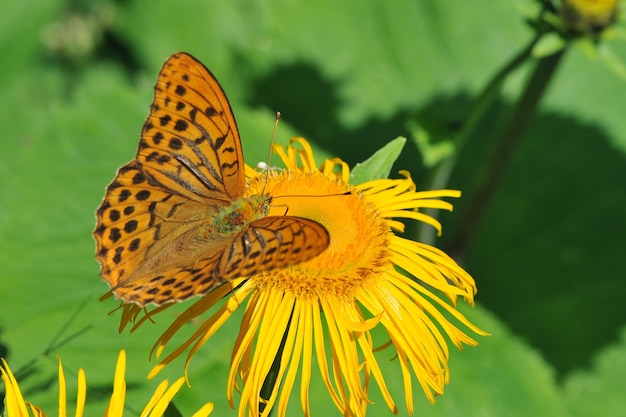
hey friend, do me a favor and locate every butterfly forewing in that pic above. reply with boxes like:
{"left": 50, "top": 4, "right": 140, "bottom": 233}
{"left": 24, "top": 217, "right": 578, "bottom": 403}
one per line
{"left": 218, "top": 216, "right": 330, "bottom": 279}
{"left": 138, "top": 52, "right": 244, "bottom": 202}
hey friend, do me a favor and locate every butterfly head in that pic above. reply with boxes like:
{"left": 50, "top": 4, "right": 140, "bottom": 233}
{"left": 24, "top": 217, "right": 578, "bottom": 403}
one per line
{"left": 259, "top": 197, "right": 271, "bottom": 217}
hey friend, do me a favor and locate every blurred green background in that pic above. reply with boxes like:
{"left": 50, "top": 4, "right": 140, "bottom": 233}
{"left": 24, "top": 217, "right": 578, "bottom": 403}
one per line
{"left": 1, "top": 0, "right": 625, "bottom": 416}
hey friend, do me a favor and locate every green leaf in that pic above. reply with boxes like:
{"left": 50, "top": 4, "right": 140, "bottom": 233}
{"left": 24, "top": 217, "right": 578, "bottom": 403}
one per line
{"left": 532, "top": 32, "right": 567, "bottom": 58}
{"left": 598, "top": 44, "right": 626, "bottom": 80}
{"left": 408, "top": 120, "right": 456, "bottom": 168}
{"left": 349, "top": 137, "right": 406, "bottom": 184}
{"left": 563, "top": 326, "right": 626, "bottom": 417}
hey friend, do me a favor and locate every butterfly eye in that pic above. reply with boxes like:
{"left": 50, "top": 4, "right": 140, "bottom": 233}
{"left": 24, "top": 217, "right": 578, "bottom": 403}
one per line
{"left": 260, "top": 201, "right": 271, "bottom": 216}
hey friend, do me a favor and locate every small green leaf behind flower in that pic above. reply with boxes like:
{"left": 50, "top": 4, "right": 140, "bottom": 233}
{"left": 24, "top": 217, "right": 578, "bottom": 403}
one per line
{"left": 408, "top": 120, "right": 457, "bottom": 169}
{"left": 349, "top": 136, "right": 406, "bottom": 184}
{"left": 532, "top": 32, "right": 568, "bottom": 57}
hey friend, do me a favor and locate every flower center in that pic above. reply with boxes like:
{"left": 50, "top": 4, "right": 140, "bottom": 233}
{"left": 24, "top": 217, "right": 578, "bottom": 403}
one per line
{"left": 245, "top": 170, "right": 391, "bottom": 298}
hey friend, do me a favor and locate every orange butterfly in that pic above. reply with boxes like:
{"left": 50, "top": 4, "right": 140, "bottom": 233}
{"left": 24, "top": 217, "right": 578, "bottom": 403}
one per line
{"left": 94, "top": 52, "right": 329, "bottom": 307}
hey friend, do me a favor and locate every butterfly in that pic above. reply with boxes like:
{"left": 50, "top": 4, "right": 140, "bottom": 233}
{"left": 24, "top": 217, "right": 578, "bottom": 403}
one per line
{"left": 94, "top": 52, "right": 329, "bottom": 307}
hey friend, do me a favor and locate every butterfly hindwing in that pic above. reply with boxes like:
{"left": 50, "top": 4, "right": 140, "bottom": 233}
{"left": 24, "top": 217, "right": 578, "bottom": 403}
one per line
{"left": 217, "top": 216, "right": 330, "bottom": 280}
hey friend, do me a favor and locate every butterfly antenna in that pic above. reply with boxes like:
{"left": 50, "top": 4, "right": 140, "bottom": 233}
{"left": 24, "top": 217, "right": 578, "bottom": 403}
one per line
{"left": 262, "top": 112, "right": 281, "bottom": 196}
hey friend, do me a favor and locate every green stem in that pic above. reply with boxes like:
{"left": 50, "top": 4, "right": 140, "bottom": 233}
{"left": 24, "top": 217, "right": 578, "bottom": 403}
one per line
{"left": 258, "top": 312, "right": 292, "bottom": 416}
{"left": 446, "top": 48, "right": 566, "bottom": 257}
{"left": 418, "top": 34, "right": 543, "bottom": 244}
{"left": 459, "top": 35, "right": 543, "bottom": 151}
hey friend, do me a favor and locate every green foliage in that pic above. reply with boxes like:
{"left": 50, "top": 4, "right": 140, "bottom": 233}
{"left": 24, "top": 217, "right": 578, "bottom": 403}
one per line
{"left": 563, "top": 326, "right": 626, "bottom": 417}
{"left": 1, "top": 0, "right": 625, "bottom": 416}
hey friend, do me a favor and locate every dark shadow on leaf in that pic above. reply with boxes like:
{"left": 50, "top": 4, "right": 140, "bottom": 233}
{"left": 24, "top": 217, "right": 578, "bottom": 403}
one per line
{"left": 246, "top": 62, "right": 423, "bottom": 176}
{"left": 443, "top": 100, "right": 626, "bottom": 376}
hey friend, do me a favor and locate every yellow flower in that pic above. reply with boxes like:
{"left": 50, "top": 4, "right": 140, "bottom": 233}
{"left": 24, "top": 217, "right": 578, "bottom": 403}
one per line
{"left": 562, "top": 0, "right": 620, "bottom": 30}
{"left": 120, "top": 138, "right": 487, "bottom": 417}
{"left": 0, "top": 350, "right": 214, "bottom": 417}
